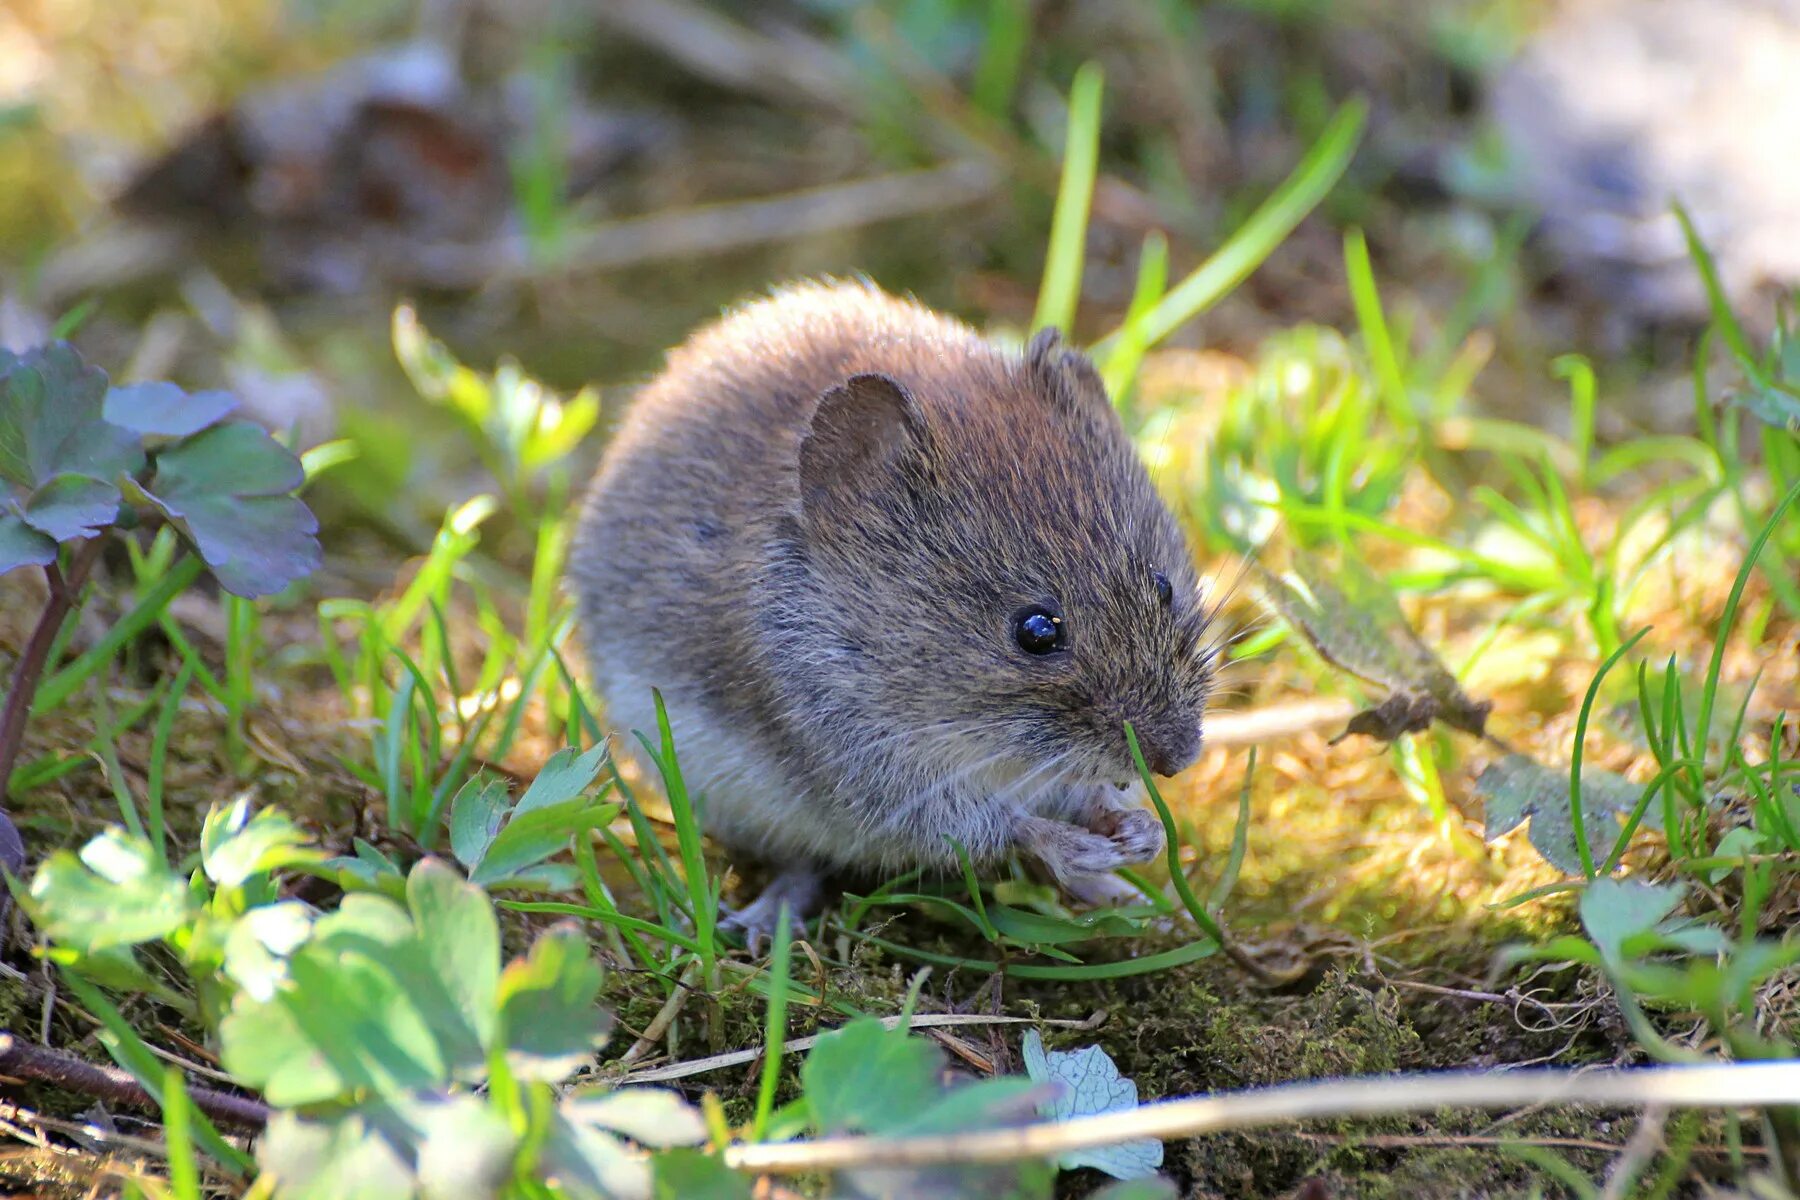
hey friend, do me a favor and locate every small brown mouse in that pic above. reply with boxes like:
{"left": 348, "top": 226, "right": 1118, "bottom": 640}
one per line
{"left": 569, "top": 281, "right": 1215, "bottom": 938}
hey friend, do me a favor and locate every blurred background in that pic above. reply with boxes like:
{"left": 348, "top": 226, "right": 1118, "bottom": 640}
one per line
{"left": 2, "top": 0, "right": 1797, "bottom": 521}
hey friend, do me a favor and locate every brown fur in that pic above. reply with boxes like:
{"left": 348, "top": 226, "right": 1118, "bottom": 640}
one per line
{"left": 568, "top": 280, "right": 1214, "bottom": 912}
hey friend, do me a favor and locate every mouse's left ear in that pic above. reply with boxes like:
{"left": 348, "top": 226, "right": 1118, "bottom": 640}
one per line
{"left": 798, "top": 372, "right": 927, "bottom": 527}
{"left": 1025, "top": 328, "right": 1112, "bottom": 416}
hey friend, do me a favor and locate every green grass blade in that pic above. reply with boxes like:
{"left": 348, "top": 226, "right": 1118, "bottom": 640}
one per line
{"left": 752, "top": 905, "right": 792, "bottom": 1141}
{"left": 161, "top": 1066, "right": 202, "bottom": 1200}
{"left": 1032, "top": 61, "right": 1104, "bottom": 335}
{"left": 36, "top": 556, "right": 206, "bottom": 714}
{"left": 145, "top": 661, "right": 194, "bottom": 868}
{"left": 1344, "top": 227, "right": 1409, "bottom": 426}
{"left": 1569, "top": 626, "right": 1651, "bottom": 877}
{"left": 1126, "top": 722, "right": 1227, "bottom": 945}
{"left": 1099, "top": 230, "right": 1169, "bottom": 405}
{"left": 1096, "top": 97, "right": 1367, "bottom": 355}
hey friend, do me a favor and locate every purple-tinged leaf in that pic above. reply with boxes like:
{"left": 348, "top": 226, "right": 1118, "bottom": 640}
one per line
{"left": 22, "top": 475, "right": 121, "bottom": 542}
{"left": 0, "top": 511, "right": 57, "bottom": 575}
{"left": 0, "top": 343, "right": 142, "bottom": 488}
{"left": 105, "top": 381, "right": 239, "bottom": 437}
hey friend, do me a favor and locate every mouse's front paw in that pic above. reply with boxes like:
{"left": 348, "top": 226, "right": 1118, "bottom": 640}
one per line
{"left": 1097, "top": 807, "right": 1165, "bottom": 865}
{"left": 1015, "top": 815, "right": 1129, "bottom": 884}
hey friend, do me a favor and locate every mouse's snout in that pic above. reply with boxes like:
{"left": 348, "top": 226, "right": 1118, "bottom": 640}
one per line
{"left": 1132, "top": 716, "right": 1203, "bottom": 778}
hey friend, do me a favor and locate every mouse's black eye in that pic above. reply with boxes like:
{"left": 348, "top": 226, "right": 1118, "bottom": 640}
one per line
{"left": 1153, "top": 570, "right": 1174, "bottom": 607}
{"left": 1013, "top": 606, "right": 1064, "bottom": 655}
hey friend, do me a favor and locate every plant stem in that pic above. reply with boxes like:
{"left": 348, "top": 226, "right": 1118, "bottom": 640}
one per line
{"left": 0, "top": 540, "right": 105, "bottom": 809}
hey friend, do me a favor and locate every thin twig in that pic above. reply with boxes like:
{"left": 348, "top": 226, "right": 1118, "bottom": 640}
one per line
{"left": 0, "top": 1032, "right": 269, "bottom": 1132}
{"left": 725, "top": 1062, "right": 1800, "bottom": 1173}
{"left": 1204, "top": 698, "right": 1357, "bottom": 747}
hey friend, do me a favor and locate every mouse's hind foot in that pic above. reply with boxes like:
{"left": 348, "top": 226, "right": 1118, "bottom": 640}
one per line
{"left": 720, "top": 865, "right": 824, "bottom": 954}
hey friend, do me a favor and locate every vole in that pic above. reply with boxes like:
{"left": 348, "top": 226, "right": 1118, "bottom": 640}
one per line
{"left": 569, "top": 281, "right": 1216, "bottom": 938}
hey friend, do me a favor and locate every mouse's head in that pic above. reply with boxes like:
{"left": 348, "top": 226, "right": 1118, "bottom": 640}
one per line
{"left": 788, "top": 328, "right": 1216, "bottom": 796}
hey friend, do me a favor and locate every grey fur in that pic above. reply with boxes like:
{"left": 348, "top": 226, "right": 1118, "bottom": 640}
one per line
{"left": 568, "top": 281, "right": 1213, "bottom": 915}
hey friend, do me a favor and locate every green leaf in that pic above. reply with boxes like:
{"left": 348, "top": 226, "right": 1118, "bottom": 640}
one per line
{"left": 468, "top": 796, "right": 618, "bottom": 887}
{"left": 0, "top": 342, "right": 142, "bottom": 488}
{"left": 496, "top": 921, "right": 611, "bottom": 1081}
{"left": 449, "top": 776, "right": 510, "bottom": 870}
{"left": 139, "top": 421, "right": 319, "bottom": 597}
{"left": 150, "top": 421, "right": 304, "bottom": 496}
{"left": 1020, "top": 1029, "right": 1162, "bottom": 1180}
{"left": 803, "top": 1019, "right": 943, "bottom": 1135}
{"left": 21, "top": 474, "right": 120, "bottom": 541}
{"left": 0, "top": 509, "right": 56, "bottom": 574}
{"left": 1579, "top": 877, "right": 1682, "bottom": 962}
{"left": 404, "top": 859, "right": 501, "bottom": 1072}
{"left": 1478, "top": 754, "right": 1658, "bottom": 876}
{"left": 103, "top": 381, "right": 238, "bottom": 438}
{"left": 1261, "top": 550, "right": 1492, "bottom": 740}
{"left": 26, "top": 829, "right": 194, "bottom": 952}
{"left": 412, "top": 1094, "right": 517, "bottom": 1200}
{"left": 562, "top": 1088, "right": 708, "bottom": 1148}
{"left": 514, "top": 744, "right": 611, "bottom": 817}
{"left": 222, "top": 901, "right": 315, "bottom": 1000}
{"left": 200, "top": 800, "right": 320, "bottom": 889}
{"left": 257, "top": 1111, "right": 416, "bottom": 1200}
{"left": 652, "top": 1150, "right": 752, "bottom": 1200}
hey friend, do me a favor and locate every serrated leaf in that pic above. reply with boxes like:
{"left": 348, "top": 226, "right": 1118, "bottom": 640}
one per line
{"left": 103, "top": 381, "right": 238, "bottom": 437}
{"left": 257, "top": 1110, "right": 416, "bottom": 1200}
{"left": 0, "top": 510, "right": 56, "bottom": 574}
{"left": 496, "top": 921, "right": 611, "bottom": 1081}
{"left": 1020, "top": 1029, "right": 1162, "bottom": 1180}
{"left": 1261, "top": 550, "right": 1492, "bottom": 740}
{"left": 1477, "top": 753, "right": 1658, "bottom": 875}
{"left": 803, "top": 1019, "right": 944, "bottom": 1135}
{"left": 139, "top": 420, "right": 319, "bottom": 597}
{"left": 449, "top": 775, "right": 511, "bottom": 870}
{"left": 0, "top": 343, "right": 142, "bottom": 489}
{"left": 564, "top": 1088, "right": 708, "bottom": 1148}
{"left": 468, "top": 796, "right": 619, "bottom": 887}
{"left": 515, "top": 744, "right": 611, "bottom": 817}
{"left": 25, "top": 830, "right": 194, "bottom": 952}
{"left": 652, "top": 1149, "right": 753, "bottom": 1200}
{"left": 21, "top": 474, "right": 120, "bottom": 541}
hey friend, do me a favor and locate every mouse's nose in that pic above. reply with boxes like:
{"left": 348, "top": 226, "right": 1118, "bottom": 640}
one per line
{"left": 1134, "top": 718, "right": 1202, "bottom": 777}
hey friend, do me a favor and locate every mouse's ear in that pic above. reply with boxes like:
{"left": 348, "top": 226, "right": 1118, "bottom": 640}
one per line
{"left": 1026, "top": 327, "right": 1112, "bottom": 416}
{"left": 798, "top": 373, "right": 926, "bottom": 523}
